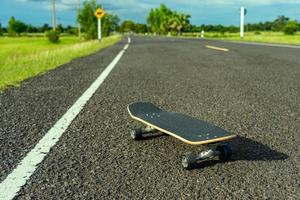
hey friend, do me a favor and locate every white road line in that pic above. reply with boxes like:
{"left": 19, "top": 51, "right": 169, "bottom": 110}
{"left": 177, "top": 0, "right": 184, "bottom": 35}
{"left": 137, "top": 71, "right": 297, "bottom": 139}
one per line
{"left": 207, "top": 39, "right": 300, "bottom": 49}
{"left": 0, "top": 37, "right": 131, "bottom": 200}
{"left": 124, "top": 44, "right": 129, "bottom": 50}
{"left": 205, "top": 45, "right": 229, "bottom": 52}
{"left": 128, "top": 37, "right": 131, "bottom": 43}
{"left": 235, "top": 41, "right": 300, "bottom": 48}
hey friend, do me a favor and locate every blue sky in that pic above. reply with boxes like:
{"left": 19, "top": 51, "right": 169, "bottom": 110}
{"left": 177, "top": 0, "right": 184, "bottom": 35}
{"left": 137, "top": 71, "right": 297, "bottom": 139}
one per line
{"left": 0, "top": 0, "right": 299, "bottom": 27}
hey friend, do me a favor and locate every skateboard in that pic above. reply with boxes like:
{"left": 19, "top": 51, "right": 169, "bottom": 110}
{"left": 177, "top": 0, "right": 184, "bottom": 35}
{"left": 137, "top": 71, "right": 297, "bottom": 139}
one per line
{"left": 127, "top": 102, "right": 237, "bottom": 169}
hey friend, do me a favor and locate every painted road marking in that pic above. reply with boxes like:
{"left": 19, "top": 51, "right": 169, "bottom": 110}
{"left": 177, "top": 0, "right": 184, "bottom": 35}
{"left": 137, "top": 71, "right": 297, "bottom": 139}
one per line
{"left": 203, "top": 38, "right": 300, "bottom": 49}
{"left": 0, "top": 37, "right": 131, "bottom": 200}
{"left": 205, "top": 45, "right": 229, "bottom": 52}
{"left": 220, "top": 40, "right": 300, "bottom": 49}
{"left": 124, "top": 43, "right": 129, "bottom": 50}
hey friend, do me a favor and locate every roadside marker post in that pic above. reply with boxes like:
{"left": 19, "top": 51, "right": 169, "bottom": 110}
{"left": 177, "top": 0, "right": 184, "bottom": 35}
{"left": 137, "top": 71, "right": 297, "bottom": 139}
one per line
{"left": 98, "top": 18, "right": 101, "bottom": 40}
{"left": 94, "top": 8, "right": 105, "bottom": 41}
{"left": 201, "top": 30, "right": 205, "bottom": 38}
{"left": 240, "top": 6, "right": 246, "bottom": 38}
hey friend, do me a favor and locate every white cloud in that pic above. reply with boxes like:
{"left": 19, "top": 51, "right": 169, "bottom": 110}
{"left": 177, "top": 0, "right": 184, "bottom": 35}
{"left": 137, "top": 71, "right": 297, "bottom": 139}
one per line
{"left": 103, "top": 0, "right": 153, "bottom": 12}
{"left": 172, "top": 0, "right": 300, "bottom": 5}
{"left": 17, "top": 0, "right": 300, "bottom": 13}
{"left": 14, "top": 0, "right": 300, "bottom": 24}
{"left": 45, "top": 0, "right": 78, "bottom": 11}
{"left": 17, "top": 0, "right": 78, "bottom": 11}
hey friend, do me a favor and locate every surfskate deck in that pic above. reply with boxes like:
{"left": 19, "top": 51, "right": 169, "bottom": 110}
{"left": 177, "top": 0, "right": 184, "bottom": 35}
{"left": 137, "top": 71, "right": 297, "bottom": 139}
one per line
{"left": 127, "top": 102, "right": 237, "bottom": 169}
{"left": 127, "top": 102, "right": 236, "bottom": 145}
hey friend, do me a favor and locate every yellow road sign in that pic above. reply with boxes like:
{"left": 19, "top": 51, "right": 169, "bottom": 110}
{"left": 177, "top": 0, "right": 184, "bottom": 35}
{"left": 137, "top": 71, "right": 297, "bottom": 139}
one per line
{"left": 95, "top": 8, "right": 105, "bottom": 19}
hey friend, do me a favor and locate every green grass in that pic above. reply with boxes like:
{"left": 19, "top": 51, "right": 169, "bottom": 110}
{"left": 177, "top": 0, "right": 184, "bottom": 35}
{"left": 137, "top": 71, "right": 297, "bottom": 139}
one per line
{"left": 0, "top": 35, "right": 122, "bottom": 90}
{"left": 182, "top": 31, "right": 300, "bottom": 45}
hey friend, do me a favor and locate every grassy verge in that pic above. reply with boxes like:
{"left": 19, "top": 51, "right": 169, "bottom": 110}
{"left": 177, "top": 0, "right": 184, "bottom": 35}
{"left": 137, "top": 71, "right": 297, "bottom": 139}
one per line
{"left": 0, "top": 35, "right": 122, "bottom": 90}
{"left": 182, "top": 31, "right": 300, "bottom": 45}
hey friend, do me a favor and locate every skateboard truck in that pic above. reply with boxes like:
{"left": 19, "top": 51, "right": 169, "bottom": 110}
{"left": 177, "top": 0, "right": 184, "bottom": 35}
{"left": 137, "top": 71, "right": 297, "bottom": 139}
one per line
{"left": 131, "top": 125, "right": 233, "bottom": 170}
{"left": 130, "top": 126, "right": 157, "bottom": 140}
{"left": 181, "top": 144, "right": 232, "bottom": 170}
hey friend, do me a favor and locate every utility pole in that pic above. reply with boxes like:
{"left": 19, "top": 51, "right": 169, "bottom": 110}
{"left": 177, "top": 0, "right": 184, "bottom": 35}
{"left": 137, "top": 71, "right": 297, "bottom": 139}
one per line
{"left": 77, "top": 0, "right": 81, "bottom": 38}
{"left": 240, "top": 6, "right": 246, "bottom": 38}
{"left": 52, "top": 0, "right": 57, "bottom": 31}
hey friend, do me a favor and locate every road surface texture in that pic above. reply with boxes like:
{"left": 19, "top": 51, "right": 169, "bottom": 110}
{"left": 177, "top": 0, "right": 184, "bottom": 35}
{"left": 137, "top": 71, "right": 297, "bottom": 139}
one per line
{"left": 0, "top": 36, "right": 299, "bottom": 199}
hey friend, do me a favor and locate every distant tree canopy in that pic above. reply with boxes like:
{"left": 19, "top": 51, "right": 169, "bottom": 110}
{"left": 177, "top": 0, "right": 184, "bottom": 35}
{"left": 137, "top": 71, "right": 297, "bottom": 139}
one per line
{"left": 120, "top": 20, "right": 135, "bottom": 32}
{"left": 119, "top": 20, "right": 148, "bottom": 33}
{"left": 186, "top": 15, "right": 299, "bottom": 34}
{"left": 245, "top": 16, "right": 299, "bottom": 32}
{"left": 147, "top": 4, "right": 191, "bottom": 35}
{"left": 0, "top": 23, "right": 3, "bottom": 36}
{"left": 135, "top": 23, "right": 148, "bottom": 33}
{"left": 40, "top": 23, "right": 51, "bottom": 32}
{"left": 284, "top": 20, "right": 299, "bottom": 35}
{"left": 77, "top": 0, "right": 120, "bottom": 39}
{"left": 189, "top": 24, "right": 239, "bottom": 33}
{"left": 2, "top": 18, "right": 78, "bottom": 36}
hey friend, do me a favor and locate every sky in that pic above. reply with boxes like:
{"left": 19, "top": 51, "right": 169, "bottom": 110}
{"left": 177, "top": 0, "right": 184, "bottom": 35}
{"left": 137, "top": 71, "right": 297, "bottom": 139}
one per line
{"left": 0, "top": 0, "right": 299, "bottom": 27}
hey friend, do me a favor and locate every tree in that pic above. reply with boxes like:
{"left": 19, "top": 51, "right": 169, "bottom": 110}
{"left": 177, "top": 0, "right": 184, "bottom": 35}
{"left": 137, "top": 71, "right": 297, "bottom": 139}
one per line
{"left": 147, "top": 4, "right": 173, "bottom": 34}
{"left": 120, "top": 20, "right": 135, "bottom": 33}
{"left": 284, "top": 20, "right": 299, "bottom": 35}
{"left": 0, "top": 23, "right": 3, "bottom": 36}
{"left": 77, "top": 0, "right": 98, "bottom": 39}
{"left": 8, "top": 16, "right": 27, "bottom": 36}
{"left": 147, "top": 8, "right": 159, "bottom": 33}
{"left": 168, "top": 12, "right": 190, "bottom": 35}
{"left": 272, "top": 15, "right": 289, "bottom": 31}
{"left": 147, "top": 4, "right": 190, "bottom": 35}
{"left": 135, "top": 23, "right": 148, "bottom": 33}
{"left": 102, "top": 14, "right": 120, "bottom": 36}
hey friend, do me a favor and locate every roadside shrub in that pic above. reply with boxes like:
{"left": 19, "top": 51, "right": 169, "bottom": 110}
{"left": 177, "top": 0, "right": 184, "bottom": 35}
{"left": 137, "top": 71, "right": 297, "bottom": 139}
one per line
{"left": 8, "top": 29, "right": 16, "bottom": 37}
{"left": 283, "top": 21, "right": 299, "bottom": 35}
{"left": 67, "top": 28, "right": 78, "bottom": 35}
{"left": 254, "top": 31, "right": 261, "bottom": 35}
{"left": 45, "top": 30, "right": 60, "bottom": 43}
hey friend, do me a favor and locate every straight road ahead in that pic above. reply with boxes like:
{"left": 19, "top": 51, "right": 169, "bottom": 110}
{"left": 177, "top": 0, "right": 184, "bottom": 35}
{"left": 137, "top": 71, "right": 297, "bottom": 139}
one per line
{"left": 0, "top": 36, "right": 299, "bottom": 199}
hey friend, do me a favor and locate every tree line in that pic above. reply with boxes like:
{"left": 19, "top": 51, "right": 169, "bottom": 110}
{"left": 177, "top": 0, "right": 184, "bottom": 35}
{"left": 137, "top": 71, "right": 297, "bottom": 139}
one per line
{"left": 0, "top": 16, "right": 78, "bottom": 36}
{"left": 1, "top": 2, "right": 299, "bottom": 38}
{"left": 0, "top": 0, "right": 121, "bottom": 42}
{"left": 119, "top": 4, "right": 300, "bottom": 35}
{"left": 189, "top": 15, "right": 300, "bottom": 34}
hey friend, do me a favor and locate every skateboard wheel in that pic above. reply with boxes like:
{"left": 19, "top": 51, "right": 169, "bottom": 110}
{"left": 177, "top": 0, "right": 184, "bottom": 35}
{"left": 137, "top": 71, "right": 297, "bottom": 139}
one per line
{"left": 216, "top": 144, "right": 232, "bottom": 161}
{"left": 182, "top": 152, "right": 197, "bottom": 170}
{"left": 130, "top": 128, "right": 143, "bottom": 140}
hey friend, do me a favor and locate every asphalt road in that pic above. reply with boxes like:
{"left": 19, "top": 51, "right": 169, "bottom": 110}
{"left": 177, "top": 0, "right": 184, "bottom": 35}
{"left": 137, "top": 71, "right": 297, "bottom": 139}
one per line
{"left": 0, "top": 36, "right": 299, "bottom": 199}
